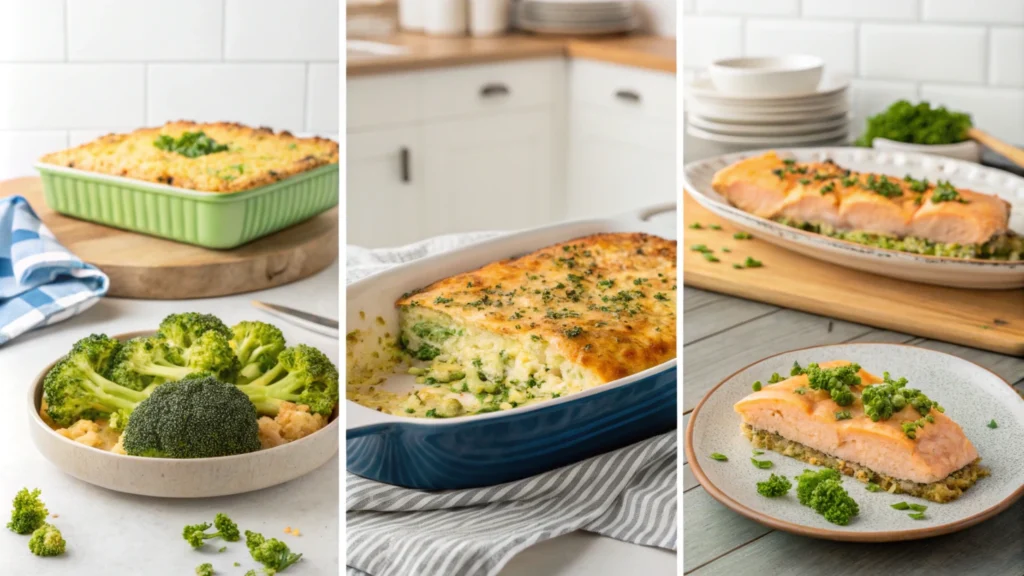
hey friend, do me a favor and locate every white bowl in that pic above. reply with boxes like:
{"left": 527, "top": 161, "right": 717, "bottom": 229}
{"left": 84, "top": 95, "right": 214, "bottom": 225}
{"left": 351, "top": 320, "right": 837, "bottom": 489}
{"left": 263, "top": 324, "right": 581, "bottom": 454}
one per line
{"left": 708, "top": 55, "right": 824, "bottom": 97}
{"left": 871, "top": 137, "right": 981, "bottom": 163}
{"left": 28, "top": 331, "right": 339, "bottom": 498}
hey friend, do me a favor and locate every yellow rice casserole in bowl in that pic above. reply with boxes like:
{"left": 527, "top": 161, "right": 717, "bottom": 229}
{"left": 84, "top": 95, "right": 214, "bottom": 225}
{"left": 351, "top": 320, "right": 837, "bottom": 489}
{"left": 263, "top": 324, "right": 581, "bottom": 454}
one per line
{"left": 39, "top": 120, "right": 339, "bottom": 194}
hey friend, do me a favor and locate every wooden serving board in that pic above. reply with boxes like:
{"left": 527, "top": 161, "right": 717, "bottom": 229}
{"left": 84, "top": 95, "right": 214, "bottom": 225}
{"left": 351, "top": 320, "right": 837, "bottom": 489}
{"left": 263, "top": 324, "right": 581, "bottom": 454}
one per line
{"left": 683, "top": 192, "right": 1024, "bottom": 356}
{"left": 1, "top": 177, "right": 338, "bottom": 300}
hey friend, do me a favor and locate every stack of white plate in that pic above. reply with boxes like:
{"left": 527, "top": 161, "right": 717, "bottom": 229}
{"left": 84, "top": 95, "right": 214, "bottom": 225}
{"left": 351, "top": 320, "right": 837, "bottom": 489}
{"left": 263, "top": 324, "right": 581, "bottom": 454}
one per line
{"left": 685, "top": 76, "right": 852, "bottom": 147}
{"left": 516, "top": 0, "right": 637, "bottom": 35}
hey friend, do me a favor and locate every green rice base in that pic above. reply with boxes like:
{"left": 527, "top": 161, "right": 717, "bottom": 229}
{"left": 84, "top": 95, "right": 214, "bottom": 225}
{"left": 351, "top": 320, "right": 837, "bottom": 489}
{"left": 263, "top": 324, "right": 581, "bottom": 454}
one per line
{"left": 743, "top": 424, "right": 989, "bottom": 503}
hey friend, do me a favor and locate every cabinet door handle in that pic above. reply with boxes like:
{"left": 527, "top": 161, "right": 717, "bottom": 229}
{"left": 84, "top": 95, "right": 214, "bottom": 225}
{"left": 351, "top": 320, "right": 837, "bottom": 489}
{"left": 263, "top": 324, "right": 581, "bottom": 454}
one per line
{"left": 400, "top": 147, "right": 411, "bottom": 183}
{"left": 615, "top": 89, "right": 642, "bottom": 104}
{"left": 480, "top": 83, "right": 511, "bottom": 98}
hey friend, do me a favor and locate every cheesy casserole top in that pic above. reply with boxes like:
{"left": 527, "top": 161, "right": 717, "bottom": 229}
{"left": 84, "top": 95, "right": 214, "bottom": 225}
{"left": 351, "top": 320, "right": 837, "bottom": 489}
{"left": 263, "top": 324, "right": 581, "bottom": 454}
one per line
{"left": 39, "top": 121, "right": 339, "bottom": 193}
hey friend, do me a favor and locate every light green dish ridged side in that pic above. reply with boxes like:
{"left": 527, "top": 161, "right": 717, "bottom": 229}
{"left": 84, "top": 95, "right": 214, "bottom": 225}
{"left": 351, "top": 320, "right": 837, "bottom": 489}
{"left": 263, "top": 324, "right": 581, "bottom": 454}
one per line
{"left": 35, "top": 163, "right": 339, "bottom": 249}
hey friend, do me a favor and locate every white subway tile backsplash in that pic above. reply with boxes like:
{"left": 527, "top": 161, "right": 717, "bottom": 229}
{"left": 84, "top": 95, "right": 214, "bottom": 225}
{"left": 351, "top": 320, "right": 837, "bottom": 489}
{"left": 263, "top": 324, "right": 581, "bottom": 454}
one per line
{"left": 923, "top": 0, "right": 1024, "bottom": 25}
{"left": 224, "top": 0, "right": 338, "bottom": 61}
{"left": 0, "top": 131, "right": 67, "bottom": 179}
{"left": 0, "top": 0, "right": 65, "bottom": 62}
{"left": 0, "top": 65, "right": 145, "bottom": 130}
{"left": 990, "top": 28, "right": 1024, "bottom": 88}
{"left": 746, "top": 20, "right": 857, "bottom": 74}
{"left": 696, "top": 0, "right": 798, "bottom": 17}
{"left": 682, "top": 0, "right": 696, "bottom": 15}
{"left": 802, "top": 0, "right": 918, "bottom": 21}
{"left": 861, "top": 25, "right": 986, "bottom": 83}
{"left": 683, "top": 17, "right": 742, "bottom": 69}
{"left": 307, "top": 64, "right": 339, "bottom": 133}
{"left": 920, "top": 84, "right": 1024, "bottom": 143}
{"left": 66, "top": 0, "right": 223, "bottom": 61}
{"left": 848, "top": 79, "right": 919, "bottom": 137}
{"left": 147, "top": 64, "right": 306, "bottom": 131}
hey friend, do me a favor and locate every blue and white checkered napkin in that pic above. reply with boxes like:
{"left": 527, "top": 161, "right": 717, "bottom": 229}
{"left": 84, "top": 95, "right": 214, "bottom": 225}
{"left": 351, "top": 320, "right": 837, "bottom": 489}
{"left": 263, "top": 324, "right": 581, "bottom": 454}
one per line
{"left": 0, "top": 196, "right": 109, "bottom": 345}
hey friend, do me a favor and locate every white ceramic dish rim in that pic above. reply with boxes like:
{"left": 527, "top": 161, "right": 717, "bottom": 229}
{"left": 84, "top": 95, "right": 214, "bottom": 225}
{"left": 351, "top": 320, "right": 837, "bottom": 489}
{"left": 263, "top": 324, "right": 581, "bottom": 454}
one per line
{"left": 687, "top": 75, "right": 850, "bottom": 102}
{"left": 34, "top": 162, "right": 340, "bottom": 201}
{"left": 686, "top": 124, "right": 849, "bottom": 146}
{"left": 688, "top": 113, "right": 851, "bottom": 136}
{"left": 709, "top": 55, "right": 824, "bottom": 74}
{"left": 28, "top": 329, "right": 340, "bottom": 464}
{"left": 871, "top": 138, "right": 981, "bottom": 153}
{"left": 683, "top": 146, "right": 1024, "bottom": 268}
{"left": 684, "top": 342, "right": 1024, "bottom": 542}
{"left": 346, "top": 205, "right": 678, "bottom": 431}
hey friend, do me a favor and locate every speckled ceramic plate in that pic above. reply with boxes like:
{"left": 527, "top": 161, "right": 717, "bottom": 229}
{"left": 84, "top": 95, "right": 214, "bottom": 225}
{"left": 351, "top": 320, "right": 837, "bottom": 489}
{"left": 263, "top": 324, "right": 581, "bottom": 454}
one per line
{"left": 683, "top": 147, "right": 1024, "bottom": 289}
{"left": 685, "top": 343, "right": 1024, "bottom": 542}
{"left": 28, "top": 331, "right": 339, "bottom": 498}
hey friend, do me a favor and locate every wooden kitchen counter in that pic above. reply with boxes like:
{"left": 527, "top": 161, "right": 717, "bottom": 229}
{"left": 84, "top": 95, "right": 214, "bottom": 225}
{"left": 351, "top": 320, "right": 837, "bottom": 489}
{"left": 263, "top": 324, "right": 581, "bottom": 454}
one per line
{"left": 347, "top": 32, "right": 675, "bottom": 76}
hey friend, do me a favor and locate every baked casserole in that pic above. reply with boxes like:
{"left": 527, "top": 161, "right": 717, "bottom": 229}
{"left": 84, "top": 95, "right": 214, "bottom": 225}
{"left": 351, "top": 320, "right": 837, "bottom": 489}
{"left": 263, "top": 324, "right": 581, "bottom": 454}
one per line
{"left": 39, "top": 120, "right": 339, "bottom": 194}
{"left": 347, "top": 232, "right": 677, "bottom": 418}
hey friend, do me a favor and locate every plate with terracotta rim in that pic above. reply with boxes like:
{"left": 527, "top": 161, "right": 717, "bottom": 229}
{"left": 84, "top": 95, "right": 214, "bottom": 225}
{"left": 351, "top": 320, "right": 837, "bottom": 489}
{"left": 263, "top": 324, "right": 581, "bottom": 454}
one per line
{"left": 684, "top": 343, "right": 1024, "bottom": 542}
{"left": 683, "top": 147, "right": 1024, "bottom": 289}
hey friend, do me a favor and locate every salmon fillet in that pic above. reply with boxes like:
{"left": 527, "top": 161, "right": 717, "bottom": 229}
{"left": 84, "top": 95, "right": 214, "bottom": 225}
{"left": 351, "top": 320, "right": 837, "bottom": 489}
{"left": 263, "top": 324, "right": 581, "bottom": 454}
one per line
{"left": 733, "top": 361, "right": 979, "bottom": 485}
{"left": 711, "top": 152, "right": 1011, "bottom": 246}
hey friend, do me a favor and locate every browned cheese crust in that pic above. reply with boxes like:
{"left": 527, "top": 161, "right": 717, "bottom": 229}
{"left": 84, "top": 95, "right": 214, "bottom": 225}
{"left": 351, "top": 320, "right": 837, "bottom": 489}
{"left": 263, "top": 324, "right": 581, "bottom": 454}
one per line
{"left": 395, "top": 232, "right": 677, "bottom": 383}
{"left": 39, "top": 120, "right": 339, "bottom": 193}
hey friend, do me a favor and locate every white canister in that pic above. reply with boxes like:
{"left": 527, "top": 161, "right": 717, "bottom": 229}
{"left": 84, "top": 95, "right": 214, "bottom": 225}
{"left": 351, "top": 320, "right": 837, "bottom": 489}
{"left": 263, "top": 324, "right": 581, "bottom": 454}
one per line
{"left": 469, "top": 0, "right": 510, "bottom": 37}
{"left": 425, "top": 0, "right": 468, "bottom": 37}
{"left": 399, "top": 0, "right": 424, "bottom": 31}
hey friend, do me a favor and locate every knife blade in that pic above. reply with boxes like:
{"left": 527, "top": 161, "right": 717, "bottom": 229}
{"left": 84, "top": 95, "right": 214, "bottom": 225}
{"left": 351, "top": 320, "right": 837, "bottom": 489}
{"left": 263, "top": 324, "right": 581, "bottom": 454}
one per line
{"left": 251, "top": 300, "right": 339, "bottom": 339}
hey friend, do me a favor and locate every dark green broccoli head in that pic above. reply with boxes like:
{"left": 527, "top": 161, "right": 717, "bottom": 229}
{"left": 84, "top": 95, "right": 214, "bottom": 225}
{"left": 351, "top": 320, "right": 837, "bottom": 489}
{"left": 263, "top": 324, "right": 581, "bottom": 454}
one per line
{"left": 237, "top": 344, "right": 339, "bottom": 416}
{"left": 7, "top": 488, "right": 48, "bottom": 535}
{"left": 231, "top": 321, "right": 286, "bottom": 383}
{"left": 43, "top": 335, "right": 153, "bottom": 427}
{"left": 123, "top": 376, "right": 260, "bottom": 459}
{"left": 159, "top": 312, "right": 232, "bottom": 349}
{"left": 28, "top": 523, "right": 65, "bottom": 556}
{"left": 245, "top": 530, "right": 302, "bottom": 573}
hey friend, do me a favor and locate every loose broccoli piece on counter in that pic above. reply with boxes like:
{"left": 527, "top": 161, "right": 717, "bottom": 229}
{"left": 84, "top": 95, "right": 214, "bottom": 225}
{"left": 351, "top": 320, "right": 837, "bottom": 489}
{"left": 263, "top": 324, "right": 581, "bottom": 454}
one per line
{"left": 756, "top": 474, "right": 792, "bottom": 498}
{"left": 183, "top": 513, "right": 242, "bottom": 549}
{"left": 158, "top": 312, "right": 232, "bottom": 350}
{"left": 230, "top": 321, "right": 286, "bottom": 383}
{"left": 28, "top": 523, "right": 66, "bottom": 556}
{"left": 245, "top": 530, "right": 303, "bottom": 574}
{"left": 123, "top": 376, "right": 261, "bottom": 458}
{"left": 196, "top": 563, "right": 215, "bottom": 576}
{"left": 236, "top": 345, "right": 339, "bottom": 416}
{"left": 43, "top": 334, "right": 156, "bottom": 426}
{"left": 796, "top": 468, "right": 859, "bottom": 525}
{"left": 110, "top": 332, "right": 238, "bottom": 387}
{"left": 7, "top": 488, "right": 48, "bottom": 534}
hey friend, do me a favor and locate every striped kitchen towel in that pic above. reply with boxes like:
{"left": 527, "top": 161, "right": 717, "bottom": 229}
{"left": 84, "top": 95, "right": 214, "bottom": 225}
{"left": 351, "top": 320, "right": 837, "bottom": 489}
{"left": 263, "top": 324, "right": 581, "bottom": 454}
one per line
{"left": 0, "top": 196, "right": 108, "bottom": 345}
{"left": 346, "top": 233, "right": 677, "bottom": 576}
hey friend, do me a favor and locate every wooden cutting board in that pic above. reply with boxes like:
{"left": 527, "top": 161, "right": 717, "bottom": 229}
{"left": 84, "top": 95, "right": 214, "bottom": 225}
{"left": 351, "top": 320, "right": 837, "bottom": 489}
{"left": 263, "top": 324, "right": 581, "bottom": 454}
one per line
{"left": 1, "top": 177, "right": 338, "bottom": 300}
{"left": 683, "top": 192, "right": 1024, "bottom": 356}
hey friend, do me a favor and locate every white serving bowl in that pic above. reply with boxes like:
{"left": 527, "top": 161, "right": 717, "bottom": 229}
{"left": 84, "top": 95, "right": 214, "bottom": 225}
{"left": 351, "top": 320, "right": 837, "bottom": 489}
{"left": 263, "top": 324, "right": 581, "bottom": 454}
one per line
{"left": 871, "top": 137, "right": 981, "bottom": 163}
{"left": 28, "top": 331, "right": 339, "bottom": 498}
{"left": 708, "top": 55, "right": 824, "bottom": 97}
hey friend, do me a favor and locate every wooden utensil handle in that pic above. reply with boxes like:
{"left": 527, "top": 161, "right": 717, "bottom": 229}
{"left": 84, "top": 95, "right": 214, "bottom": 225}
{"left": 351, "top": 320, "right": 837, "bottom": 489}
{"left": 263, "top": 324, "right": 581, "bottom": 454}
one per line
{"left": 968, "top": 127, "right": 1024, "bottom": 168}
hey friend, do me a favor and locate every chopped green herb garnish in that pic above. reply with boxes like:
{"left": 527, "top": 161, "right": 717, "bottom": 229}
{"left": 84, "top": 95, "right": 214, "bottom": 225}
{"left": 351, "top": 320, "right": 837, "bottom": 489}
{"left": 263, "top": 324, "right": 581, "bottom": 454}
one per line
{"left": 743, "top": 256, "right": 763, "bottom": 268}
{"left": 756, "top": 474, "right": 792, "bottom": 497}
{"left": 752, "top": 449, "right": 764, "bottom": 455}
{"left": 690, "top": 244, "right": 712, "bottom": 253}
{"left": 908, "top": 512, "right": 926, "bottom": 520}
{"left": 835, "top": 410, "right": 852, "bottom": 420}
{"left": 841, "top": 176, "right": 858, "bottom": 187}
{"left": 154, "top": 131, "right": 229, "bottom": 158}
{"left": 721, "top": 247, "right": 731, "bottom": 253}
{"left": 733, "top": 232, "right": 752, "bottom": 240}
{"left": 987, "top": 419, "right": 998, "bottom": 429}
{"left": 752, "top": 381, "right": 762, "bottom": 391}
{"left": 793, "top": 387, "right": 807, "bottom": 395}
{"left": 862, "top": 174, "right": 903, "bottom": 198}
{"left": 908, "top": 503, "right": 927, "bottom": 512}
{"left": 710, "top": 453, "right": 728, "bottom": 462}
{"left": 799, "top": 178, "right": 811, "bottom": 185}
{"left": 751, "top": 458, "right": 773, "bottom": 469}
{"left": 732, "top": 263, "right": 743, "bottom": 269}
{"left": 689, "top": 222, "right": 703, "bottom": 229}
{"left": 931, "top": 180, "right": 968, "bottom": 204}
{"left": 891, "top": 502, "right": 910, "bottom": 510}
{"left": 703, "top": 253, "right": 720, "bottom": 263}
{"left": 865, "top": 482, "right": 881, "bottom": 492}
{"left": 856, "top": 100, "right": 972, "bottom": 146}
{"left": 821, "top": 182, "right": 835, "bottom": 195}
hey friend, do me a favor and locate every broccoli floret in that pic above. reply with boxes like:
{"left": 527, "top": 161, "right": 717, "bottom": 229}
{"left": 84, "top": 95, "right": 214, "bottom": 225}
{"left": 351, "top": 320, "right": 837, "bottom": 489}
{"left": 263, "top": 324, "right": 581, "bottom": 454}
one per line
{"left": 756, "top": 474, "right": 792, "bottom": 497}
{"left": 110, "top": 331, "right": 238, "bottom": 390}
{"left": 236, "top": 345, "right": 339, "bottom": 416}
{"left": 245, "top": 530, "right": 302, "bottom": 574}
{"left": 7, "top": 488, "right": 48, "bottom": 534}
{"left": 230, "top": 321, "right": 286, "bottom": 383}
{"left": 122, "top": 376, "right": 261, "bottom": 458}
{"left": 28, "top": 523, "right": 66, "bottom": 556}
{"left": 184, "top": 513, "right": 241, "bottom": 549}
{"left": 804, "top": 362, "right": 861, "bottom": 406}
{"left": 196, "top": 563, "right": 215, "bottom": 576}
{"left": 43, "top": 334, "right": 155, "bottom": 427}
{"left": 158, "top": 312, "right": 232, "bottom": 349}
{"left": 796, "top": 469, "right": 859, "bottom": 525}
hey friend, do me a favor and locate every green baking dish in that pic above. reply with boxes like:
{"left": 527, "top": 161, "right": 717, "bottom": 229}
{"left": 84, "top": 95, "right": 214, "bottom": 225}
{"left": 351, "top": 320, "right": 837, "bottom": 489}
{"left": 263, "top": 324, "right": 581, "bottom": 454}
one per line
{"left": 34, "top": 162, "right": 339, "bottom": 249}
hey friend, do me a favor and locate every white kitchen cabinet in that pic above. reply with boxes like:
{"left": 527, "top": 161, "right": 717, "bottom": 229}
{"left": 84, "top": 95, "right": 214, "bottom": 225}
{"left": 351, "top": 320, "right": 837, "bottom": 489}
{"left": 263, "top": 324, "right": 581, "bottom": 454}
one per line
{"left": 423, "top": 110, "right": 554, "bottom": 235}
{"left": 346, "top": 126, "right": 425, "bottom": 247}
{"left": 566, "top": 60, "right": 676, "bottom": 220}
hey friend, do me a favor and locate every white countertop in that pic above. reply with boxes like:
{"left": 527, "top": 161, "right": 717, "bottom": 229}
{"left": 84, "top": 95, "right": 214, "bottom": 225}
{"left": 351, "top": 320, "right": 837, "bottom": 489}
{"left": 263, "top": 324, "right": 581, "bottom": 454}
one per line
{"left": 0, "top": 261, "right": 676, "bottom": 575}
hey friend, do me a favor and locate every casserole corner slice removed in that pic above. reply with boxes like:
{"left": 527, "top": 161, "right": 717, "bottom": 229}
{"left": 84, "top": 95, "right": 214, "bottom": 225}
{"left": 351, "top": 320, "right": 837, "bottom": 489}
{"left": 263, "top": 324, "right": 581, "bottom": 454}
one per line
{"left": 734, "top": 360, "right": 989, "bottom": 503}
{"left": 348, "top": 232, "right": 677, "bottom": 419}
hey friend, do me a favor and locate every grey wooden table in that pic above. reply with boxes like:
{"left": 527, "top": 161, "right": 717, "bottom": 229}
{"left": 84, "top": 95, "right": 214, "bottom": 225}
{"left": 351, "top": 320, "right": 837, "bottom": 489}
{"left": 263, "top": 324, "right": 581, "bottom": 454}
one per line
{"left": 682, "top": 287, "right": 1024, "bottom": 576}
